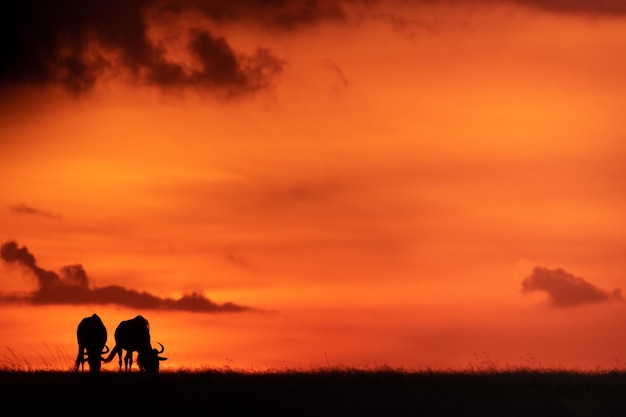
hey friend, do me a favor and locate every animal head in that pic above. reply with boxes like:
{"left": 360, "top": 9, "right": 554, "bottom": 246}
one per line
{"left": 137, "top": 342, "right": 168, "bottom": 373}
{"left": 85, "top": 344, "right": 110, "bottom": 372}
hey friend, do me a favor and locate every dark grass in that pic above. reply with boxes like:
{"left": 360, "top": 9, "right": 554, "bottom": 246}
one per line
{"left": 2, "top": 368, "right": 626, "bottom": 415}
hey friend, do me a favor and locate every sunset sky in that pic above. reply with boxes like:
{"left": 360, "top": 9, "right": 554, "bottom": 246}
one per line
{"left": 1, "top": 0, "right": 626, "bottom": 372}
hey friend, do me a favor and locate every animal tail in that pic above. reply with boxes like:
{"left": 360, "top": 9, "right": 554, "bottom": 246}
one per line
{"left": 103, "top": 345, "right": 120, "bottom": 363}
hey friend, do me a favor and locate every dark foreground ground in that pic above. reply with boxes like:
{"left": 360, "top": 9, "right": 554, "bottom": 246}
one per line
{"left": 1, "top": 369, "right": 626, "bottom": 416}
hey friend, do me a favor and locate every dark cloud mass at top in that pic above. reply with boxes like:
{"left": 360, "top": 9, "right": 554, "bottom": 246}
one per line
{"left": 0, "top": 0, "right": 622, "bottom": 95}
{"left": 521, "top": 266, "right": 622, "bottom": 307}
{"left": 0, "top": 241, "right": 250, "bottom": 313}
{"left": 0, "top": 0, "right": 322, "bottom": 95}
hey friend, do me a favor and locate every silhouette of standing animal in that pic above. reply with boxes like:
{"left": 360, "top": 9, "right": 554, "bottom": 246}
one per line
{"left": 104, "top": 315, "right": 167, "bottom": 373}
{"left": 75, "top": 313, "right": 109, "bottom": 372}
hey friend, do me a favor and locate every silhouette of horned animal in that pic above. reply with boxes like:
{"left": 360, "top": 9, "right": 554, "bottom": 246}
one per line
{"left": 104, "top": 315, "right": 167, "bottom": 373}
{"left": 75, "top": 313, "right": 109, "bottom": 372}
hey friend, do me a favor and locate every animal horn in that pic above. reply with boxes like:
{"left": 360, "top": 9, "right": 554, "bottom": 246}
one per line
{"left": 100, "top": 344, "right": 110, "bottom": 361}
{"left": 156, "top": 342, "right": 165, "bottom": 353}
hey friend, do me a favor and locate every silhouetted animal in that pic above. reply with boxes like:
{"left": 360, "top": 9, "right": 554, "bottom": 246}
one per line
{"left": 75, "top": 313, "right": 109, "bottom": 372}
{"left": 104, "top": 315, "right": 167, "bottom": 373}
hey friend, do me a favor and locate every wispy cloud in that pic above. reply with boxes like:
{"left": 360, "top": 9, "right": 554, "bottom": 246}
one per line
{"left": 9, "top": 204, "right": 62, "bottom": 219}
{"left": 510, "top": 0, "right": 626, "bottom": 16}
{"left": 521, "top": 266, "right": 622, "bottom": 307}
{"left": 323, "top": 58, "right": 349, "bottom": 88}
{"left": 0, "top": 240, "right": 252, "bottom": 313}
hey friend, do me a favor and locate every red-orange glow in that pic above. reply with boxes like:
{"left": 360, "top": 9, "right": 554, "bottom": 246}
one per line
{"left": 1, "top": 1, "right": 626, "bottom": 372}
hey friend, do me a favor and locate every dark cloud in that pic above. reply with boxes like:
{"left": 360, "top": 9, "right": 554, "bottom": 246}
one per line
{"left": 9, "top": 204, "right": 62, "bottom": 219}
{"left": 168, "top": 0, "right": 626, "bottom": 23}
{"left": 0, "top": 0, "right": 295, "bottom": 95}
{"left": 521, "top": 266, "right": 622, "bottom": 307}
{"left": 174, "top": 0, "right": 346, "bottom": 29}
{"left": 0, "top": 240, "right": 251, "bottom": 313}
{"left": 3, "top": 0, "right": 622, "bottom": 95}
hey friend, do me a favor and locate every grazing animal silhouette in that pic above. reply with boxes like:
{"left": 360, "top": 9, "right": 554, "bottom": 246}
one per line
{"left": 75, "top": 313, "right": 109, "bottom": 372}
{"left": 104, "top": 315, "right": 167, "bottom": 373}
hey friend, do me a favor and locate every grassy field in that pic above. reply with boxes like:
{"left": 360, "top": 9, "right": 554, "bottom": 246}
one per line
{"left": 1, "top": 368, "right": 626, "bottom": 415}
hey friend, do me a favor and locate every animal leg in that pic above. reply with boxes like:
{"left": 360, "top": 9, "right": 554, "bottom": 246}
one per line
{"left": 75, "top": 347, "right": 85, "bottom": 372}
{"left": 124, "top": 351, "right": 133, "bottom": 371}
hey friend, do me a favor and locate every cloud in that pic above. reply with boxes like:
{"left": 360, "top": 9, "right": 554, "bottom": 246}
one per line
{"left": 413, "top": 0, "right": 626, "bottom": 16}
{"left": 0, "top": 240, "right": 251, "bottom": 313}
{"left": 324, "top": 58, "right": 349, "bottom": 88}
{"left": 521, "top": 266, "right": 622, "bottom": 307}
{"left": 510, "top": 0, "right": 626, "bottom": 16}
{"left": 0, "top": 0, "right": 292, "bottom": 95}
{"left": 177, "top": 0, "right": 346, "bottom": 29}
{"left": 9, "top": 204, "right": 62, "bottom": 219}
{"left": 3, "top": 0, "right": 623, "bottom": 95}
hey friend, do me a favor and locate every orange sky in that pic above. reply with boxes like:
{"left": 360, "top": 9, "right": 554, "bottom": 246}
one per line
{"left": 1, "top": 0, "right": 626, "bottom": 372}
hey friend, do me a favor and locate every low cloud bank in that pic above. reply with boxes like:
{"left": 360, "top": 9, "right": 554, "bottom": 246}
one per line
{"left": 0, "top": 240, "right": 251, "bottom": 313}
